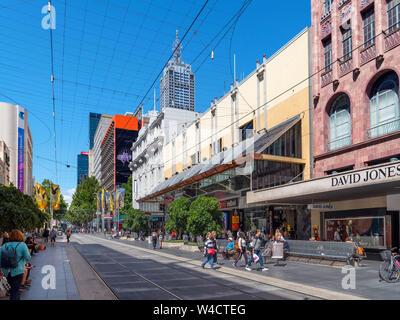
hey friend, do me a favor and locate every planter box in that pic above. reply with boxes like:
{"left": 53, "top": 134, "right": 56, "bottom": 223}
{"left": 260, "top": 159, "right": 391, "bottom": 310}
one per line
{"left": 179, "top": 244, "right": 202, "bottom": 253}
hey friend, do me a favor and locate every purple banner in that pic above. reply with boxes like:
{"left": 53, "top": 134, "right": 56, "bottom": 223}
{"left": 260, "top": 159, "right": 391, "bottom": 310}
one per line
{"left": 18, "top": 127, "right": 24, "bottom": 193}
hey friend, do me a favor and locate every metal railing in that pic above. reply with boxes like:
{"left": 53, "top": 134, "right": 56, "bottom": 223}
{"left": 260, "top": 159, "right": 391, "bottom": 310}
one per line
{"left": 327, "top": 135, "right": 351, "bottom": 151}
{"left": 367, "top": 118, "right": 400, "bottom": 139}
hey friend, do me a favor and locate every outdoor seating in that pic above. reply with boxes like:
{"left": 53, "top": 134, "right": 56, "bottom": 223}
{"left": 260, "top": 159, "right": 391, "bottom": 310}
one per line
{"left": 286, "top": 240, "right": 357, "bottom": 265}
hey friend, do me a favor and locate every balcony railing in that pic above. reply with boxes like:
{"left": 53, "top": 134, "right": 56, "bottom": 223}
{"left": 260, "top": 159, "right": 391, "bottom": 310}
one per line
{"left": 385, "top": 27, "right": 400, "bottom": 52}
{"left": 327, "top": 135, "right": 352, "bottom": 152}
{"left": 339, "top": 57, "right": 353, "bottom": 77}
{"left": 367, "top": 118, "right": 400, "bottom": 139}
{"left": 360, "top": 43, "right": 376, "bottom": 66}
{"left": 321, "top": 69, "right": 333, "bottom": 87}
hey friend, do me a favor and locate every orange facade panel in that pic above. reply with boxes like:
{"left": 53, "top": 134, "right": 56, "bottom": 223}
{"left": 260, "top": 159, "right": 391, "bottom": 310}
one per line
{"left": 113, "top": 114, "right": 139, "bottom": 131}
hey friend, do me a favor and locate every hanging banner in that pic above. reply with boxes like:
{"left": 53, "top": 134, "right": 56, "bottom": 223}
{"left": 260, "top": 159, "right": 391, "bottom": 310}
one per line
{"left": 50, "top": 184, "right": 60, "bottom": 210}
{"left": 105, "top": 189, "right": 114, "bottom": 212}
{"left": 117, "top": 188, "right": 126, "bottom": 209}
{"left": 17, "top": 106, "right": 25, "bottom": 193}
{"left": 35, "top": 183, "right": 47, "bottom": 211}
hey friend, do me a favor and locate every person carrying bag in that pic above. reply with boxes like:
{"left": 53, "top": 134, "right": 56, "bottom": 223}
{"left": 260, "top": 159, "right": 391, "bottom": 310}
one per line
{"left": 201, "top": 233, "right": 215, "bottom": 269}
{"left": 0, "top": 230, "right": 31, "bottom": 300}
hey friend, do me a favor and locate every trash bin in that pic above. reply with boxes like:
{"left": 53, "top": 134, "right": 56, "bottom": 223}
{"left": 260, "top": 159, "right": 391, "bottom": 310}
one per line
{"left": 183, "top": 234, "right": 188, "bottom": 244}
{"left": 272, "top": 242, "right": 283, "bottom": 259}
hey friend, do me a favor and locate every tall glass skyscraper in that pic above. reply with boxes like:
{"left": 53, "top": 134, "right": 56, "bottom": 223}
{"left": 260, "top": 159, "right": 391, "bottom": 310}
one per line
{"left": 160, "top": 31, "right": 195, "bottom": 111}
{"left": 89, "top": 113, "right": 102, "bottom": 149}
{"left": 77, "top": 153, "right": 89, "bottom": 185}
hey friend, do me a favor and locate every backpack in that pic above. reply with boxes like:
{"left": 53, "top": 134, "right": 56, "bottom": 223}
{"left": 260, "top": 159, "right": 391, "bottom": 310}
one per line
{"left": 1, "top": 243, "right": 21, "bottom": 269}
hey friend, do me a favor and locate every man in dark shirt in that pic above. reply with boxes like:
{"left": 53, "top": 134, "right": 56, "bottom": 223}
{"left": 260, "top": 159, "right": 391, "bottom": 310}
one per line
{"left": 25, "top": 236, "right": 39, "bottom": 255}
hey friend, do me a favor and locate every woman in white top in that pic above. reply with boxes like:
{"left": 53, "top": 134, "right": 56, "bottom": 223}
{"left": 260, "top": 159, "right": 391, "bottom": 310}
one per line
{"left": 232, "top": 232, "right": 251, "bottom": 271}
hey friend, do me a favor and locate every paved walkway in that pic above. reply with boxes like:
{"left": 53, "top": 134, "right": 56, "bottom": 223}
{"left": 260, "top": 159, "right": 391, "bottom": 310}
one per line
{"left": 1, "top": 236, "right": 116, "bottom": 300}
{"left": 86, "top": 233, "right": 400, "bottom": 300}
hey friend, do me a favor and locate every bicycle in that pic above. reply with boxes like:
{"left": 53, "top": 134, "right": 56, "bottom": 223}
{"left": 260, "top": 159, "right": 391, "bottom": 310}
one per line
{"left": 379, "top": 247, "right": 400, "bottom": 283}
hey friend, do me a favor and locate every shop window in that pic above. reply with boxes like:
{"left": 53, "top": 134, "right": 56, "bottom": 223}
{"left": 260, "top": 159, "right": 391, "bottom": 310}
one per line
{"left": 368, "top": 71, "right": 400, "bottom": 138}
{"left": 328, "top": 94, "right": 351, "bottom": 151}
{"left": 325, "top": 217, "right": 386, "bottom": 249}
{"left": 366, "top": 154, "right": 400, "bottom": 166}
{"left": 326, "top": 165, "right": 354, "bottom": 175}
{"left": 387, "top": 0, "right": 400, "bottom": 33}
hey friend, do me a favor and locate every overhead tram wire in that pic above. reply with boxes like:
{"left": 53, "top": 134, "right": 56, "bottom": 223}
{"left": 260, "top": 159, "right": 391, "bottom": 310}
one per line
{"left": 113, "top": 0, "right": 255, "bottom": 153}
{"left": 131, "top": 29, "right": 387, "bottom": 180}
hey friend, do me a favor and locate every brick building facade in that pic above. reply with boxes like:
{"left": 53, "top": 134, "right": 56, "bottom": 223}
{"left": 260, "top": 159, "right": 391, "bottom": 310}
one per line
{"left": 312, "top": 0, "right": 400, "bottom": 176}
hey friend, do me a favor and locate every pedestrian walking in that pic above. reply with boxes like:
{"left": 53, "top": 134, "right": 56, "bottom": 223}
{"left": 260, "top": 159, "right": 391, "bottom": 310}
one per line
{"left": 49, "top": 228, "right": 57, "bottom": 246}
{"left": 42, "top": 228, "right": 49, "bottom": 243}
{"left": 1, "top": 232, "right": 9, "bottom": 246}
{"left": 0, "top": 230, "right": 31, "bottom": 300}
{"left": 201, "top": 233, "right": 215, "bottom": 269}
{"left": 66, "top": 229, "right": 72, "bottom": 243}
{"left": 211, "top": 231, "right": 218, "bottom": 265}
{"left": 152, "top": 231, "right": 158, "bottom": 250}
{"left": 159, "top": 231, "right": 164, "bottom": 249}
{"left": 248, "top": 230, "right": 269, "bottom": 271}
{"left": 233, "top": 232, "right": 251, "bottom": 271}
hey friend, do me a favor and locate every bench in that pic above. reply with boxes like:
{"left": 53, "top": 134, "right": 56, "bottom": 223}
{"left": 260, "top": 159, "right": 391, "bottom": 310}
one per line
{"left": 285, "top": 240, "right": 361, "bottom": 266}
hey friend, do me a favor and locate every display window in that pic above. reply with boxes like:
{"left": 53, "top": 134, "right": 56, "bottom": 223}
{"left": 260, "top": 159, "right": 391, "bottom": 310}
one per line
{"left": 325, "top": 216, "right": 387, "bottom": 249}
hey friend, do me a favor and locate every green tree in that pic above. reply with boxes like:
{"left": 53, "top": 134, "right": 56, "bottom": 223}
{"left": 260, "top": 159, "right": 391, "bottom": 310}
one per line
{"left": 66, "top": 177, "right": 100, "bottom": 226}
{"left": 186, "top": 196, "right": 223, "bottom": 237}
{"left": 0, "top": 184, "right": 50, "bottom": 232}
{"left": 121, "top": 175, "right": 132, "bottom": 208}
{"left": 165, "top": 197, "right": 190, "bottom": 239}
{"left": 122, "top": 207, "right": 150, "bottom": 233}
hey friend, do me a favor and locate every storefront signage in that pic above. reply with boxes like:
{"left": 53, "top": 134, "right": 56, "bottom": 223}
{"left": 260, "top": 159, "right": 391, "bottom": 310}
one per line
{"left": 226, "top": 198, "right": 238, "bottom": 208}
{"left": 331, "top": 164, "right": 400, "bottom": 187}
{"left": 308, "top": 204, "right": 334, "bottom": 210}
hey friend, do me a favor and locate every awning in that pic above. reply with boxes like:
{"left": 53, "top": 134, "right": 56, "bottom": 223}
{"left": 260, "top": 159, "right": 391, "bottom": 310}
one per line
{"left": 247, "top": 160, "right": 400, "bottom": 205}
{"left": 139, "top": 115, "right": 302, "bottom": 201}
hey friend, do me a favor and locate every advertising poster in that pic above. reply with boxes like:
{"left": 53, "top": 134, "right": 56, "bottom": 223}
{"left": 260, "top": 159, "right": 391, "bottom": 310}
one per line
{"left": 115, "top": 128, "right": 138, "bottom": 186}
{"left": 17, "top": 106, "right": 25, "bottom": 193}
{"left": 117, "top": 188, "right": 125, "bottom": 209}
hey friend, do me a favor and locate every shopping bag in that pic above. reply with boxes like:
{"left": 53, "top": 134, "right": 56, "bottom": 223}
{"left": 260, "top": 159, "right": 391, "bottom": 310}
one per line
{"left": 272, "top": 242, "right": 283, "bottom": 259}
{"left": 0, "top": 271, "right": 10, "bottom": 297}
{"left": 253, "top": 253, "right": 259, "bottom": 263}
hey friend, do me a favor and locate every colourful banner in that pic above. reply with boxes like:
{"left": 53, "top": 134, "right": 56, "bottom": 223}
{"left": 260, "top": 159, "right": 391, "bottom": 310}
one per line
{"left": 35, "top": 183, "right": 47, "bottom": 211}
{"left": 117, "top": 188, "right": 125, "bottom": 209}
{"left": 50, "top": 184, "right": 60, "bottom": 210}
{"left": 17, "top": 106, "right": 25, "bottom": 193}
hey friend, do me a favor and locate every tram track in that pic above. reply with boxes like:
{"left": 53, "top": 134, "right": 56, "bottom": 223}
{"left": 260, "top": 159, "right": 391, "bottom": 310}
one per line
{"left": 73, "top": 235, "right": 317, "bottom": 300}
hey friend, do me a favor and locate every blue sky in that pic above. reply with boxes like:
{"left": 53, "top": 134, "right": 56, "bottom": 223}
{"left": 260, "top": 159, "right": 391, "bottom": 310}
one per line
{"left": 0, "top": 0, "right": 311, "bottom": 204}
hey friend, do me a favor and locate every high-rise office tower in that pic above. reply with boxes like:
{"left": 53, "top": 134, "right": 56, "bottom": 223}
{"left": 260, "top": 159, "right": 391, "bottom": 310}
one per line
{"left": 160, "top": 31, "right": 195, "bottom": 111}
{"left": 77, "top": 152, "right": 89, "bottom": 185}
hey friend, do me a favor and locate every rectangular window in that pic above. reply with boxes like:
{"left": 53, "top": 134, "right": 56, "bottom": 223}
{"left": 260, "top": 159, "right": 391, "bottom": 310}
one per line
{"left": 342, "top": 27, "right": 352, "bottom": 60}
{"left": 323, "top": 38, "right": 332, "bottom": 72}
{"left": 323, "top": 0, "right": 332, "bottom": 14}
{"left": 388, "top": 0, "right": 400, "bottom": 33}
{"left": 363, "top": 8, "right": 375, "bottom": 48}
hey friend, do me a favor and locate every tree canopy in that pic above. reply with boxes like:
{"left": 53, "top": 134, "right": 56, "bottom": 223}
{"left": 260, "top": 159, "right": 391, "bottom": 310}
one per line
{"left": 165, "top": 196, "right": 190, "bottom": 239}
{"left": 122, "top": 207, "right": 150, "bottom": 233}
{"left": 186, "top": 196, "right": 223, "bottom": 237}
{"left": 65, "top": 177, "right": 100, "bottom": 226}
{"left": 121, "top": 175, "right": 132, "bottom": 208}
{"left": 0, "top": 184, "right": 50, "bottom": 232}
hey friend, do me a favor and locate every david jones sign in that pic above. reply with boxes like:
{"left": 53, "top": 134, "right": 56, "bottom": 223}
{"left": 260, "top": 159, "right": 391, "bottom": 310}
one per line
{"left": 332, "top": 164, "right": 400, "bottom": 187}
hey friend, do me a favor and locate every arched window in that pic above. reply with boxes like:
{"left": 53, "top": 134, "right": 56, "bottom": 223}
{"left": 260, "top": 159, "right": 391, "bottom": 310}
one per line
{"left": 369, "top": 71, "right": 399, "bottom": 138}
{"left": 329, "top": 94, "right": 351, "bottom": 151}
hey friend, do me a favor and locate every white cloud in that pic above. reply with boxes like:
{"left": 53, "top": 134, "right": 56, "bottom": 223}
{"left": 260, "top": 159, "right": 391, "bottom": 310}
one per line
{"left": 63, "top": 188, "right": 75, "bottom": 207}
